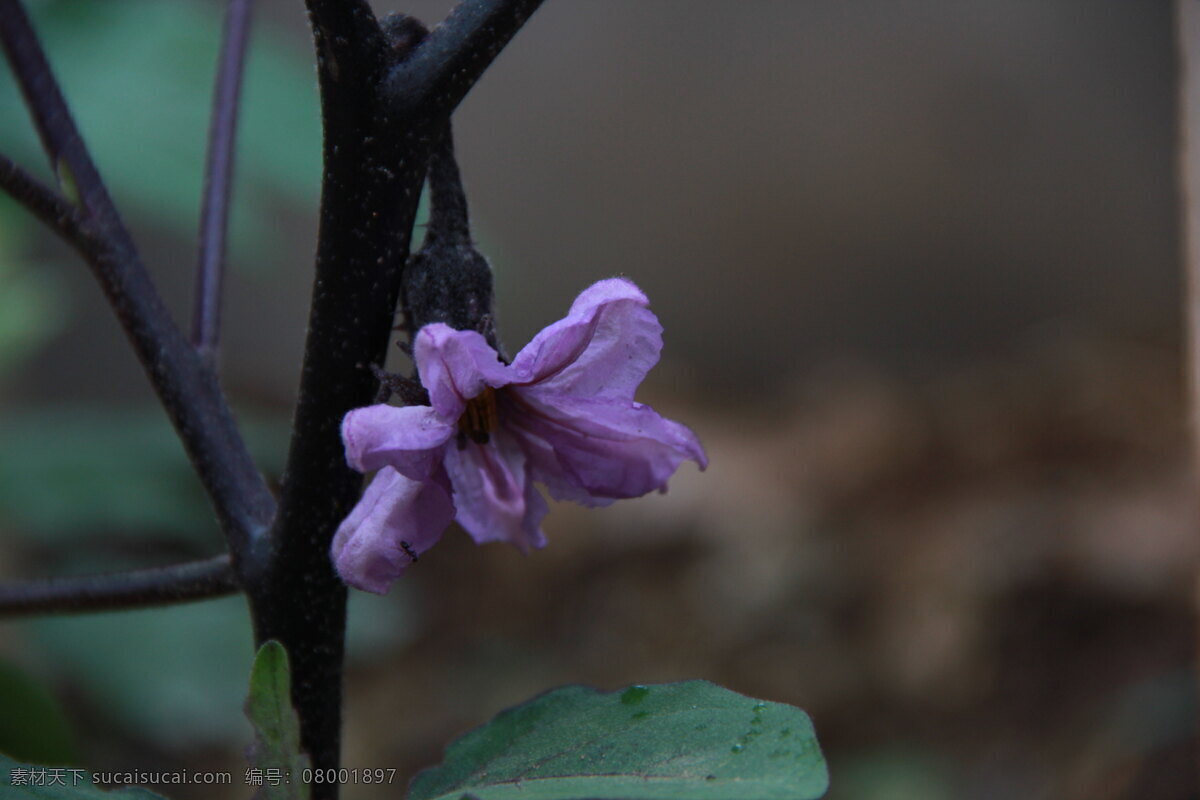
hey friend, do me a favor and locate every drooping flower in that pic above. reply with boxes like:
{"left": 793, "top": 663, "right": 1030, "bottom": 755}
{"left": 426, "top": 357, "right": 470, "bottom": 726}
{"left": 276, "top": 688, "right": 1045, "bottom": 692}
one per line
{"left": 332, "top": 278, "right": 707, "bottom": 593}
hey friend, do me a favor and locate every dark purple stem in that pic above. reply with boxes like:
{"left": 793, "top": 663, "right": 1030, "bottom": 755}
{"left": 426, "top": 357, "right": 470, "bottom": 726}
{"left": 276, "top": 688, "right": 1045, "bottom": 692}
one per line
{"left": 304, "top": 0, "right": 388, "bottom": 89}
{"left": 193, "top": 0, "right": 255, "bottom": 368}
{"left": 0, "top": 556, "right": 237, "bottom": 617}
{"left": 240, "top": 2, "right": 389, "bottom": 787}
{"left": 242, "top": 1, "right": 544, "bottom": 790}
{"left": 0, "top": 0, "right": 275, "bottom": 574}
{"left": 383, "top": 0, "right": 546, "bottom": 118}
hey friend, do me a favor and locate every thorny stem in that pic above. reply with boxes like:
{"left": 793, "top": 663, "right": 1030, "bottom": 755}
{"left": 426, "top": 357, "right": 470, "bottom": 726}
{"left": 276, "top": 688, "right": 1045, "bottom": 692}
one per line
{"left": 0, "top": 557, "right": 238, "bottom": 617}
{"left": 193, "top": 0, "right": 256, "bottom": 368}
{"left": 0, "top": 0, "right": 275, "bottom": 577}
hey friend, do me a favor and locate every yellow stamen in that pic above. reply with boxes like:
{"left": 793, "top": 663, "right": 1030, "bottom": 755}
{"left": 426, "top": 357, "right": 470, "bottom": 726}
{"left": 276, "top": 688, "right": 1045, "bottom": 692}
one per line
{"left": 459, "top": 386, "right": 498, "bottom": 445}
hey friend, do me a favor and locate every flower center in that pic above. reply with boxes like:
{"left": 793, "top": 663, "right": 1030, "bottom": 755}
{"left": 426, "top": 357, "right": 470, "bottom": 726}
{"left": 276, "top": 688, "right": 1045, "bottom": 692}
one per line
{"left": 459, "top": 386, "right": 498, "bottom": 445}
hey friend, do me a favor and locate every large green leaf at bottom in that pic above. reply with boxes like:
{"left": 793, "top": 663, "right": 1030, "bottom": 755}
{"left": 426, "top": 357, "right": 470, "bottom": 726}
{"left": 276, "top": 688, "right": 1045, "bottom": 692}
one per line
{"left": 409, "top": 680, "right": 828, "bottom": 800}
{"left": 0, "top": 754, "right": 166, "bottom": 799}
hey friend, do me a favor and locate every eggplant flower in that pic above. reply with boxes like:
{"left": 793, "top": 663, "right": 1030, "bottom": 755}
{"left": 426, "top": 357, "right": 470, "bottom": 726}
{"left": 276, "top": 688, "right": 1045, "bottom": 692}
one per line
{"left": 333, "top": 278, "right": 707, "bottom": 593}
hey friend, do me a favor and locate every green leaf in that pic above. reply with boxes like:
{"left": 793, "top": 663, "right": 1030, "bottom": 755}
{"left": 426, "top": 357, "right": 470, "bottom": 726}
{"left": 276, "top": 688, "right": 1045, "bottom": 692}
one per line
{"left": 0, "top": 659, "right": 77, "bottom": 765}
{"left": 16, "top": 590, "right": 415, "bottom": 752}
{"left": 244, "top": 641, "right": 310, "bottom": 800}
{"left": 0, "top": 753, "right": 166, "bottom": 799}
{"left": 409, "top": 680, "right": 828, "bottom": 800}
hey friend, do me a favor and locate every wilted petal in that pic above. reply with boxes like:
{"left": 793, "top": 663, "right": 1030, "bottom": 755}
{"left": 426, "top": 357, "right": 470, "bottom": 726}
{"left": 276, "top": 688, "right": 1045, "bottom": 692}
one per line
{"left": 342, "top": 404, "right": 456, "bottom": 479}
{"left": 510, "top": 278, "right": 662, "bottom": 401}
{"left": 507, "top": 420, "right": 613, "bottom": 508}
{"left": 415, "top": 324, "right": 511, "bottom": 419}
{"left": 508, "top": 393, "right": 706, "bottom": 502}
{"left": 444, "top": 428, "right": 548, "bottom": 552}
{"left": 331, "top": 467, "right": 456, "bottom": 594}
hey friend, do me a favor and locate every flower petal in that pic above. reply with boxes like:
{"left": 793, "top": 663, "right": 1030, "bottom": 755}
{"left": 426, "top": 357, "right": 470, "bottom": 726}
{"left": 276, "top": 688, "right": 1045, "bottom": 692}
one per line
{"left": 444, "top": 429, "right": 548, "bottom": 553}
{"left": 331, "top": 467, "right": 456, "bottom": 594}
{"left": 414, "top": 323, "right": 511, "bottom": 419}
{"left": 342, "top": 404, "right": 456, "bottom": 479}
{"left": 507, "top": 393, "right": 707, "bottom": 502}
{"left": 509, "top": 278, "right": 663, "bottom": 401}
{"left": 508, "top": 421, "right": 614, "bottom": 508}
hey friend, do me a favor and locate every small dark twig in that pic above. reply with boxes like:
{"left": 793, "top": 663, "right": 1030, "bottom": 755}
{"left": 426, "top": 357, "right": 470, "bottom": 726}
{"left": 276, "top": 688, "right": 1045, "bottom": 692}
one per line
{"left": 0, "top": 555, "right": 238, "bottom": 617}
{"left": 370, "top": 364, "right": 429, "bottom": 405}
{"left": 0, "top": 152, "right": 84, "bottom": 242}
{"left": 194, "top": 0, "right": 255, "bottom": 368}
{"left": 383, "top": 0, "right": 546, "bottom": 119}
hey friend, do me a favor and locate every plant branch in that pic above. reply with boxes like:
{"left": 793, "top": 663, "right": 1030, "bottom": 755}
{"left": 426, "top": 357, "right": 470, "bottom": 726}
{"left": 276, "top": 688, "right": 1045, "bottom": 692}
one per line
{"left": 383, "top": 0, "right": 546, "bottom": 119}
{"left": 193, "top": 0, "right": 255, "bottom": 368}
{"left": 244, "top": 3, "right": 395, "bottom": 787}
{"left": 0, "top": 152, "right": 84, "bottom": 242}
{"left": 0, "top": 0, "right": 276, "bottom": 576}
{"left": 0, "top": 0, "right": 123, "bottom": 226}
{"left": 0, "top": 556, "right": 238, "bottom": 617}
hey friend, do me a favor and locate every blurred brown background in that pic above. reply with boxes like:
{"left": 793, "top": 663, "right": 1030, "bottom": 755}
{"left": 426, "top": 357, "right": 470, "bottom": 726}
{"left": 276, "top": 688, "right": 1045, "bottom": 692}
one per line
{"left": 0, "top": 1, "right": 1194, "bottom": 799}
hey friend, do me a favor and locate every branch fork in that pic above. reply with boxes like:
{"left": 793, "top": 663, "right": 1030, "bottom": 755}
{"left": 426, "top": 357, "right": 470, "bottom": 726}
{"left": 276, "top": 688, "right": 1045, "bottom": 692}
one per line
{"left": 0, "top": 0, "right": 545, "bottom": 790}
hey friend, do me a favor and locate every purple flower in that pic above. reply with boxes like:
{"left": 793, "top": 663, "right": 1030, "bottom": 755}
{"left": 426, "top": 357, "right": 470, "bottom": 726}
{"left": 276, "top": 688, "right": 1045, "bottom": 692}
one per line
{"left": 332, "top": 278, "right": 707, "bottom": 593}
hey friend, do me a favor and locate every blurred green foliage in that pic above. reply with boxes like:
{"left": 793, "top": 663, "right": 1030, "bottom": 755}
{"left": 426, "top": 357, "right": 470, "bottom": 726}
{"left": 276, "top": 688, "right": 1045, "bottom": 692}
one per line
{"left": 12, "top": 589, "right": 418, "bottom": 750}
{"left": 0, "top": 407, "right": 418, "bottom": 749}
{"left": 0, "top": 408, "right": 285, "bottom": 544}
{"left": 834, "top": 749, "right": 954, "bottom": 800}
{"left": 7, "top": 589, "right": 416, "bottom": 751}
{"left": 0, "top": 0, "right": 321, "bottom": 264}
{"left": 0, "top": 196, "right": 68, "bottom": 379}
